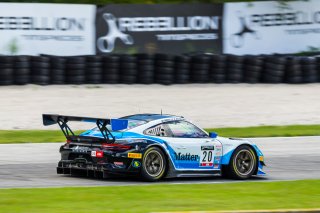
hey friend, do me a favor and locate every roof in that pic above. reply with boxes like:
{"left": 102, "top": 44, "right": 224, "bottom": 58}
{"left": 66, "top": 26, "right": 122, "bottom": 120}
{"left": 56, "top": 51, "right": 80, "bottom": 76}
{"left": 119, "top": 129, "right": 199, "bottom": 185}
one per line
{"left": 120, "top": 113, "right": 178, "bottom": 122}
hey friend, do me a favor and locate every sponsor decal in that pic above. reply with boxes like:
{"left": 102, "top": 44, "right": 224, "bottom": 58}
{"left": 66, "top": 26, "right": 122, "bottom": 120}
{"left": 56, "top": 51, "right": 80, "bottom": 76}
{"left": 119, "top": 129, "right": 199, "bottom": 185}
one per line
{"left": 259, "top": 156, "right": 264, "bottom": 161}
{"left": 132, "top": 161, "right": 141, "bottom": 168}
{"left": 91, "top": 150, "right": 103, "bottom": 158}
{"left": 174, "top": 152, "right": 199, "bottom": 161}
{"left": 214, "top": 156, "right": 221, "bottom": 164}
{"left": 200, "top": 162, "right": 213, "bottom": 167}
{"left": 128, "top": 153, "right": 142, "bottom": 159}
{"left": 200, "top": 149, "right": 214, "bottom": 167}
{"left": 201, "top": 145, "right": 214, "bottom": 151}
{"left": 114, "top": 161, "right": 124, "bottom": 166}
{"left": 73, "top": 146, "right": 89, "bottom": 153}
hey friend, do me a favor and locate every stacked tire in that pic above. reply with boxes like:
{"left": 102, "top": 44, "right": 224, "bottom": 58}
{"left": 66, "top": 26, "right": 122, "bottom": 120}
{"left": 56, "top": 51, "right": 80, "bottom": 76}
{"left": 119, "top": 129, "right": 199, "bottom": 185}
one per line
{"left": 30, "top": 56, "right": 50, "bottom": 85}
{"left": 300, "top": 57, "right": 318, "bottom": 83}
{"left": 85, "top": 56, "right": 102, "bottom": 84}
{"left": 120, "top": 55, "right": 137, "bottom": 84}
{"left": 155, "top": 54, "right": 175, "bottom": 85}
{"left": 226, "top": 55, "right": 243, "bottom": 83}
{"left": 210, "top": 55, "right": 226, "bottom": 83}
{"left": 14, "top": 56, "right": 30, "bottom": 85}
{"left": 284, "top": 56, "right": 302, "bottom": 84}
{"left": 50, "top": 56, "right": 66, "bottom": 84}
{"left": 102, "top": 55, "right": 120, "bottom": 84}
{"left": 136, "top": 54, "right": 154, "bottom": 84}
{"left": 175, "top": 55, "right": 190, "bottom": 84}
{"left": 0, "top": 56, "right": 14, "bottom": 86}
{"left": 65, "top": 56, "right": 86, "bottom": 84}
{"left": 262, "top": 56, "right": 286, "bottom": 83}
{"left": 190, "top": 55, "right": 210, "bottom": 83}
{"left": 243, "top": 55, "right": 263, "bottom": 83}
{"left": 316, "top": 57, "right": 320, "bottom": 82}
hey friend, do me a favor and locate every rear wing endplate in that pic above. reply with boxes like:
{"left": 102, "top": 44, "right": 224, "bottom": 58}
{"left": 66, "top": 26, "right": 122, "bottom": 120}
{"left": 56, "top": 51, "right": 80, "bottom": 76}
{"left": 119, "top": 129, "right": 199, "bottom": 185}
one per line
{"left": 42, "top": 114, "right": 128, "bottom": 143}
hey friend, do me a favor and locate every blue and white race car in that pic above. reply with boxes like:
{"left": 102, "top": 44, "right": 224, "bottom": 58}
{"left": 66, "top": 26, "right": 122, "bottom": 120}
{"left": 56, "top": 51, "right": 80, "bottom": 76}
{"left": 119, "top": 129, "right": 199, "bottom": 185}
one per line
{"left": 43, "top": 113, "right": 265, "bottom": 181}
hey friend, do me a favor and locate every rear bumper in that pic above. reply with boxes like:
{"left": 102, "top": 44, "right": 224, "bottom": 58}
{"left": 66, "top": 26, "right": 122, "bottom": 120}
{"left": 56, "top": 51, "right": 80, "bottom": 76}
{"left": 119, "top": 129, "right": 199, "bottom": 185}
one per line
{"left": 57, "top": 159, "right": 140, "bottom": 178}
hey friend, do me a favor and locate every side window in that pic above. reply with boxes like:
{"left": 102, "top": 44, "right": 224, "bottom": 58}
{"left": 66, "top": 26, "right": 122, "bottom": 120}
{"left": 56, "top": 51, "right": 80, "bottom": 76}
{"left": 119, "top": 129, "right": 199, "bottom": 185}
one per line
{"left": 144, "top": 124, "right": 169, "bottom": 137}
{"left": 166, "top": 121, "right": 208, "bottom": 138}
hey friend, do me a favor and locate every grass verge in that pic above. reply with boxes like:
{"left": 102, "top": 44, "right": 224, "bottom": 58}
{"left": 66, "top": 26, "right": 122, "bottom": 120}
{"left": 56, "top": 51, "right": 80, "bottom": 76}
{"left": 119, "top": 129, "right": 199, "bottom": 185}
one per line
{"left": 0, "top": 180, "right": 319, "bottom": 213}
{"left": 0, "top": 124, "right": 319, "bottom": 144}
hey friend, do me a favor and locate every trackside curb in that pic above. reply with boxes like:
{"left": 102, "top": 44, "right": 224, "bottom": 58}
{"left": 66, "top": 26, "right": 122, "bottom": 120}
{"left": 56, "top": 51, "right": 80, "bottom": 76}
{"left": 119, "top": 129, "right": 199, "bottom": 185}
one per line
{"left": 153, "top": 208, "right": 320, "bottom": 213}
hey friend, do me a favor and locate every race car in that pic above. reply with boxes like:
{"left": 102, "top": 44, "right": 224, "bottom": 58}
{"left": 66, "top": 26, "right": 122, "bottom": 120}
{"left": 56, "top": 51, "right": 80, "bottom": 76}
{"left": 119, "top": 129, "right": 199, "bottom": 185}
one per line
{"left": 42, "top": 113, "right": 265, "bottom": 181}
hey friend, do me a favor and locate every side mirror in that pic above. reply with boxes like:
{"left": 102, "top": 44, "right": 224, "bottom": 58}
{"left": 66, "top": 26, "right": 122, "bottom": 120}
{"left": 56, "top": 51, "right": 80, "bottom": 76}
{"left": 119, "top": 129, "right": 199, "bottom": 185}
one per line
{"left": 209, "top": 132, "right": 218, "bottom": 138}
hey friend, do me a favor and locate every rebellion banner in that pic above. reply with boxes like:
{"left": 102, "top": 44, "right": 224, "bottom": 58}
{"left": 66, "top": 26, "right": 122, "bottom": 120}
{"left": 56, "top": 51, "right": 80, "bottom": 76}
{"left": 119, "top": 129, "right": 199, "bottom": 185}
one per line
{"left": 0, "top": 3, "right": 96, "bottom": 56}
{"left": 223, "top": 0, "right": 320, "bottom": 55}
{"left": 96, "top": 4, "right": 223, "bottom": 54}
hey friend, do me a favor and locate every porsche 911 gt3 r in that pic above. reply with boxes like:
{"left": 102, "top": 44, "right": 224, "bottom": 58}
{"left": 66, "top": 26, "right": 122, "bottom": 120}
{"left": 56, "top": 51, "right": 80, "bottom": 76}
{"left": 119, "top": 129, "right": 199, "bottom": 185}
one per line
{"left": 42, "top": 113, "right": 265, "bottom": 181}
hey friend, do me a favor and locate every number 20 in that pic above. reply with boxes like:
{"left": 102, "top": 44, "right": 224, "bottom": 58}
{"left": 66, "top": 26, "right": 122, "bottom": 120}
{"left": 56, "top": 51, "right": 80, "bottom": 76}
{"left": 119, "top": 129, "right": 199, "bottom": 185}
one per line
{"left": 202, "top": 151, "right": 212, "bottom": 162}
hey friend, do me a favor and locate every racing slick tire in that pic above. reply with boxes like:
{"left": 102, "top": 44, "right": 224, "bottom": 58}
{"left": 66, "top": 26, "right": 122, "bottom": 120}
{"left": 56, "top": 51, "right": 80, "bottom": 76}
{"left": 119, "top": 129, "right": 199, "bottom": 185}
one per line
{"left": 224, "top": 145, "right": 257, "bottom": 180}
{"left": 141, "top": 147, "right": 167, "bottom": 181}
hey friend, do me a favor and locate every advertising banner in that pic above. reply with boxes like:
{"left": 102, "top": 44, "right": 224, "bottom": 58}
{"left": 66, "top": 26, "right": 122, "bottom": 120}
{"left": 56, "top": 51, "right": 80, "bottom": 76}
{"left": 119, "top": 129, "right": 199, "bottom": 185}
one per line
{"left": 223, "top": 0, "right": 320, "bottom": 55}
{"left": 0, "top": 3, "right": 96, "bottom": 56}
{"left": 96, "top": 4, "right": 223, "bottom": 54}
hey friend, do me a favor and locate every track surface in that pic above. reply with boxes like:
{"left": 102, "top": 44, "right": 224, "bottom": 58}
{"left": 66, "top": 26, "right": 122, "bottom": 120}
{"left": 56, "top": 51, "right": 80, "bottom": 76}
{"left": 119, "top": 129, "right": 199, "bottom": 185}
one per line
{"left": 0, "top": 136, "right": 319, "bottom": 188}
{"left": 1, "top": 84, "right": 320, "bottom": 129}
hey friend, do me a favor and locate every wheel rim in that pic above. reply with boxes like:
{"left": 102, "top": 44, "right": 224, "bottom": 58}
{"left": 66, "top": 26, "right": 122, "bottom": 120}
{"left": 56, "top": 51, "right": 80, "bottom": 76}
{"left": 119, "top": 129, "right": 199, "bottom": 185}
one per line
{"left": 143, "top": 150, "right": 164, "bottom": 177}
{"left": 234, "top": 149, "right": 255, "bottom": 176}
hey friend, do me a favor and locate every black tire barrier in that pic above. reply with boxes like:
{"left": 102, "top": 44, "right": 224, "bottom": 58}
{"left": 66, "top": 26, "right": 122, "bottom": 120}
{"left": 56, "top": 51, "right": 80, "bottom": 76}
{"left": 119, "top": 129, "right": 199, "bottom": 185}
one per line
{"left": 120, "top": 55, "right": 137, "bottom": 84}
{"left": 262, "top": 56, "right": 286, "bottom": 83}
{"left": 190, "top": 55, "right": 211, "bottom": 83}
{"left": 226, "top": 55, "right": 243, "bottom": 83}
{"left": 65, "top": 56, "right": 86, "bottom": 84}
{"left": 136, "top": 54, "right": 154, "bottom": 84}
{"left": 316, "top": 57, "right": 320, "bottom": 82}
{"left": 209, "top": 55, "right": 226, "bottom": 83}
{"left": 30, "top": 56, "right": 50, "bottom": 85}
{"left": 85, "top": 55, "right": 102, "bottom": 84}
{"left": 284, "top": 56, "right": 302, "bottom": 84}
{"left": 1, "top": 53, "right": 320, "bottom": 85}
{"left": 175, "top": 55, "right": 190, "bottom": 84}
{"left": 102, "top": 55, "right": 120, "bottom": 84}
{"left": 243, "top": 56, "right": 263, "bottom": 83}
{"left": 300, "top": 57, "right": 318, "bottom": 83}
{"left": 155, "top": 54, "right": 175, "bottom": 85}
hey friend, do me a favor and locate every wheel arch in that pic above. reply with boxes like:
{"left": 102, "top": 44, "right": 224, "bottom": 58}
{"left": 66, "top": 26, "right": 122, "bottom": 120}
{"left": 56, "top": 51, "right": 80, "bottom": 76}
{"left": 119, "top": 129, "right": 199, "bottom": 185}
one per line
{"left": 144, "top": 144, "right": 172, "bottom": 177}
{"left": 222, "top": 143, "right": 259, "bottom": 174}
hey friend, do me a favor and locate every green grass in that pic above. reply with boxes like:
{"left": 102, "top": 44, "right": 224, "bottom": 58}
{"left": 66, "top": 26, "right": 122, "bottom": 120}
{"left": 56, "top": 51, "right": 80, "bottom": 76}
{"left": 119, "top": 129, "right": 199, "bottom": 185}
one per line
{"left": 206, "top": 124, "right": 320, "bottom": 138}
{"left": 0, "top": 124, "right": 319, "bottom": 144}
{"left": 0, "top": 125, "right": 320, "bottom": 144}
{"left": 0, "top": 180, "right": 319, "bottom": 213}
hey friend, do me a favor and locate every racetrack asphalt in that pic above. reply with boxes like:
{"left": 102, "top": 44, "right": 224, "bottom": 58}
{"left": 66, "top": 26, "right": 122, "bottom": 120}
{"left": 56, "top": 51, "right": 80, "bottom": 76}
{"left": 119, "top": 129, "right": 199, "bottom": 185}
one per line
{"left": 0, "top": 136, "right": 319, "bottom": 188}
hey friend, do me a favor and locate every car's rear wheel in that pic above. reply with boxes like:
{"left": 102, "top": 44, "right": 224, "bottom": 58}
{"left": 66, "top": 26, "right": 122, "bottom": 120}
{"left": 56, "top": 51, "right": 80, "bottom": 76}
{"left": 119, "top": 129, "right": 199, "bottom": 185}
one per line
{"left": 141, "top": 147, "right": 166, "bottom": 181}
{"left": 226, "top": 145, "right": 257, "bottom": 180}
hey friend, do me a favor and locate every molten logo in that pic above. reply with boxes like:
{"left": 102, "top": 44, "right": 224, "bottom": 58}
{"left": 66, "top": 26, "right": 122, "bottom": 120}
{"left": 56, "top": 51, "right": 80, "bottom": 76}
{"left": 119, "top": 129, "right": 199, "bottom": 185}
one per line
{"left": 230, "top": 12, "right": 260, "bottom": 48}
{"left": 97, "top": 13, "right": 133, "bottom": 53}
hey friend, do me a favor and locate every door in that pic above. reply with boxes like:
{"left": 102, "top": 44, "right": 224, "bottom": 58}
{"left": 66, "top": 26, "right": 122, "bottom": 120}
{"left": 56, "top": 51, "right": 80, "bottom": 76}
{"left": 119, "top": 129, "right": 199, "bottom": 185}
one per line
{"left": 145, "top": 120, "right": 222, "bottom": 170}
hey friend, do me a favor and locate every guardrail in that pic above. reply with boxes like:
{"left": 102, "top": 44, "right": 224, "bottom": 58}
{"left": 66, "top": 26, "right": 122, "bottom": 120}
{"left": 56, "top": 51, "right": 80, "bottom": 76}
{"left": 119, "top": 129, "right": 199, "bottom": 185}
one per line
{"left": 0, "top": 54, "right": 319, "bottom": 85}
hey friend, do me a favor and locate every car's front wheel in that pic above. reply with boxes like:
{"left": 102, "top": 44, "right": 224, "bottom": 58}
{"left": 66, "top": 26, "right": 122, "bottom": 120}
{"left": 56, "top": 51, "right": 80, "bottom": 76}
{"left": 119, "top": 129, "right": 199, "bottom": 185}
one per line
{"left": 141, "top": 147, "right": 167, "bottom": 181}
{"left": 225, "top": 145, "right": 257, "bottom": 180}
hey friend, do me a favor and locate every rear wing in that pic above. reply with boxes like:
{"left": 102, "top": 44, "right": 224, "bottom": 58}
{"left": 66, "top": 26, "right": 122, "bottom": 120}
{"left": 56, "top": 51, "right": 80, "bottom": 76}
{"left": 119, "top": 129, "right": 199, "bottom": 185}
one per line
{"left": 42, "top": 114, "right": 128, "bottom": 143}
